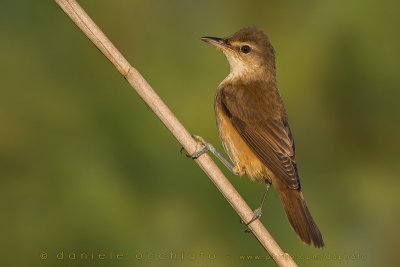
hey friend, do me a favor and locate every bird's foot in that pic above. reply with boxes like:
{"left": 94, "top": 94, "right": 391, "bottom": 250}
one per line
{"left": 240, "top": 208, "right": 262, "bottom": 232}
{"left": 181, "top": 135, "right": 240, "bottom": 176}
{"left": 184, "top": 135, "right": 211, "bottom": 159}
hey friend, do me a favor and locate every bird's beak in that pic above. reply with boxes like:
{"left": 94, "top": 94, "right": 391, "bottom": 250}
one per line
{"left": 201, "top": 36, "right": 232, "bottom": 51}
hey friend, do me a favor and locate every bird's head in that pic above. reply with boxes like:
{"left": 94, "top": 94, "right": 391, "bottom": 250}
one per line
{"left": 201, "top": 26, "right": 276, "bottom": 79}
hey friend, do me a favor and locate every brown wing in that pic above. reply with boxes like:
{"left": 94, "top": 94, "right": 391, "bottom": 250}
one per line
{"left": 220, "top": 81, "right": 300, "bottom": 189}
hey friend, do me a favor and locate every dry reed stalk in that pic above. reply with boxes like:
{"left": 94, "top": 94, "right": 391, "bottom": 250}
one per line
{"left": 54, "top": 1, "right": 298, "bottom": 266}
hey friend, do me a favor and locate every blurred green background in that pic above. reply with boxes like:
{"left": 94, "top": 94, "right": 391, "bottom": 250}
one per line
{"left": 1, "top": 0, "right": 399, "bottom": 266}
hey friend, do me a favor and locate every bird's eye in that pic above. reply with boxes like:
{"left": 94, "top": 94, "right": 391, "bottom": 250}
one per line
{"left": 240, "top": 45, "right": 251, "bottom": 54}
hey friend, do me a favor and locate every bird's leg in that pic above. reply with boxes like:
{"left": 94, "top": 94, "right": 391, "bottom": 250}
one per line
{"left": 184, "top": 135, "right": 240, "bottom": 176}
{"left": 241, "top": 180, "right": 271, "bottom": 231}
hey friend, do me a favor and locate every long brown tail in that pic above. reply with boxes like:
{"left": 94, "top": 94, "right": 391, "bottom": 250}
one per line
{"left": 277, "top": 184, "right": 324, "bottom": 248}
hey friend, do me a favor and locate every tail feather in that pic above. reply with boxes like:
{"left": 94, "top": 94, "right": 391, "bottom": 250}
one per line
{"left": 277, "top": 186, "right": 324, "bottom": 248}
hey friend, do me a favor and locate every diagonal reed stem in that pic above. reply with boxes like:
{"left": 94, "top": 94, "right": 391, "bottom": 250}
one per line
{"left": 53, "top": 1, "right": 297, "bottom": 266}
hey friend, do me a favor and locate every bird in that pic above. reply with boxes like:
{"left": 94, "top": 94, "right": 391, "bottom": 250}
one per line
{"left": 191, "top": 26, "right": 324, "bottom": 248}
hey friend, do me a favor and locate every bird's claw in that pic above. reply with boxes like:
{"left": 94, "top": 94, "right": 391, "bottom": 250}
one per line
{"left": 240, "top": 219, "right": 251, "bottom": 233}
{"left": 179, "top": 146, "right": 186, "bottom": 154}
{"left": 252, "top": 208, "right": 263, "bottom": 220}
{"left": 240, "top": 208, "right": 263, "bottom": 233}
{"left": 185, "top": 135, "right": 210, "bottom": 159}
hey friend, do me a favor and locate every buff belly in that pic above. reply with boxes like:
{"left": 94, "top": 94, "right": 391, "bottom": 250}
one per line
{"left": 215, "top": 107, "right": 270, "bottom": 182}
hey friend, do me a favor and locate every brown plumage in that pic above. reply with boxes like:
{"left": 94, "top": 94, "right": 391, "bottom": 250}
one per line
{"left": 202, "top": 27, "right": 324, "bottom": 248}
